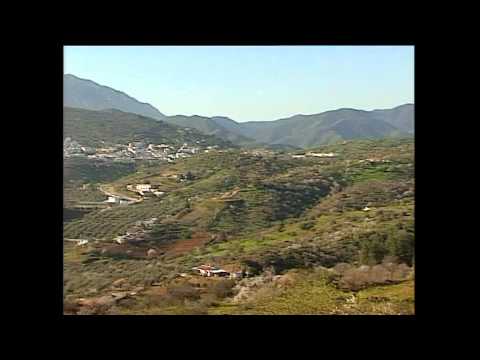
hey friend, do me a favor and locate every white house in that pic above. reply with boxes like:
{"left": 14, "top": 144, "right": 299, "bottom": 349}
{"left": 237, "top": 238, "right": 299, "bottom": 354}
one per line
{"left": 76, "top": 239, "right": 89, "bottom": 246}
{"left": 192, "top": 265, "right": 230, "bottom": 277}
{"left": 136, "top": 184, "right": 151, "bottom": 192}
{"left": 306, "top": 152, "right": 337, "bottom": 158}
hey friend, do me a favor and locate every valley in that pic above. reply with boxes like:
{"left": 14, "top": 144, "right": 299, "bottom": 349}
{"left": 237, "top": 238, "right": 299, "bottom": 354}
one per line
{"left": 63, "top": 138, "right": 414, "bottom": 315}
{"left": 62, "top": 55, "right": 414, "bottom": 316}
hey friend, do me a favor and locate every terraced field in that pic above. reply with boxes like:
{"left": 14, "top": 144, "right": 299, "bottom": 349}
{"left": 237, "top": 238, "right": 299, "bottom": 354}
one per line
{"left": 63, "top": 139, "right": 414, "bottom": 315}
{"left": 64, "top": 195, "right": 187, "bottom": 240}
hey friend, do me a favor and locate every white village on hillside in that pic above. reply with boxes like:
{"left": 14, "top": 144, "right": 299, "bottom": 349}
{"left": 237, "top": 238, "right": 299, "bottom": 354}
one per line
{"left": 64, "top": 137, "right": 217, "bottom": 163}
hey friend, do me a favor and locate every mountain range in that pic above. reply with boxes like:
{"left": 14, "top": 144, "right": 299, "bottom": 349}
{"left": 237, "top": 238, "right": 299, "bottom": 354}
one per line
{"left": 63, "top": 74, "right": 414, "bottom": 148}
{"left": 238, "top": 105, "right": 413, "bottom": 148}
{"left": 64, "top": 74, "right": 165, "bottom": 120}
{"left": 164, "top": 115, "right": 256, "bottom": 146}
{"left": 63, "top": 107, "right": 231, "bottom": 148}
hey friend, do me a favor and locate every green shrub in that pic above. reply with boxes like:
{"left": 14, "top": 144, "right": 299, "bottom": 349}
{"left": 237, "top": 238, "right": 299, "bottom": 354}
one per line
{"left": 359, "top": 233, "right": 388, "bottom": 265}
{"left": 200, "top": 293, "right": 220, "bottom": 307}
{"left": 166, "top": 283, "right": 200, "bottom": 303}
{"left": 300, "top": 221, "right": 315, "bottom": 230}
{"left": 337, "top": 262, "right": 412, "bottom": 291}
{"left": 209, "top": 279, "right": 236, "bottom": 298}
{"left": 181, "top": 229, "right": 192, "bottom": 239}
{"left": 386, "top": 230, "right": 414, "bottom": 266}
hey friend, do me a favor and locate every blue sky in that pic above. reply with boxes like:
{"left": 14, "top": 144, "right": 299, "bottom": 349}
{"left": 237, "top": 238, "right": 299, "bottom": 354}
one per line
{"left": 64, "top": 46, "right": 414, "bottom": 122}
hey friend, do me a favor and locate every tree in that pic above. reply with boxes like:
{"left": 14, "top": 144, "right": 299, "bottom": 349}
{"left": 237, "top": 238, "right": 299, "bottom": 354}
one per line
{"left": 370, "top": 237, "right": 388, "bottom": 264}
{"left": 386, "top": 230, "right": 414, "bottom": 266}
{"left": 360, "top": 233, "right": 388, "bottom": 265}
{"left": 396, "top": 231, "right": 414, "bottom": 266}
{"left": 209, "top": 279, "right": 236, "bottom": 298}
{"left": 241, "top": 259, "right": 262, "bottom": 276}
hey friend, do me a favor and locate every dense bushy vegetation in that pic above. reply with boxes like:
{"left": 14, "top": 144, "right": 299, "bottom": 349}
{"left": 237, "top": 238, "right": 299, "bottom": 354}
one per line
{"left": 332, "top": 261, "right": 412, "bottom": 291}
{"left": 358, "top": 221, "right": 414, "bottom": 266}
{"left": 64, "top": 157, "right": 137, "bottom": 184}
{"left": 64, "top": 107, "right": 232, "bottom": 148}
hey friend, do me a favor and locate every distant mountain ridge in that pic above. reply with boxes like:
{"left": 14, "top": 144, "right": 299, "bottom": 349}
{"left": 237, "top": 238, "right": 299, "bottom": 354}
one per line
{"left": 371, "top": 103, "right": 414, "bottom": 134}
{"left": 163, "top": 105, "right": 414, "bottom": 148}
{"left": 63, "top": 107, "right": 231, "bottom": 148}
{"left": 163, "top": 115, "right": 255, "bottom": 145}
{"left": 64, "top": 74, "right": 414, "bottom": 148}
{"left": 64, "top": 74, "right": 165, "bottom": 120}
{"left": 237, "top": 105, "right": 413, "bottom": 148}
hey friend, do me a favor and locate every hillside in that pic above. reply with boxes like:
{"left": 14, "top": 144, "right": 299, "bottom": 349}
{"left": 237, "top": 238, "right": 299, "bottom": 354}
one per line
{"left": 372, "top": 104, "right": 414, "bottom": 133}
{"left": 240, "top": 108, "right": 412, "bottom": 148}
{"left": 63, "top": 107, "right": 232, "bottom": 148}
{"left": 165, "top": 106, "right": 414, "bottom": 148}
{"left": 63, "top": 138, "right": 414, "bottom": 315}
{"left": 164, "top": 115, "right": 255, "bottom": 146}
{"left": 64, "top": 74, "right": 413, "bottom": 148}
{"left": 64, "top": 74, "right": 165, "bottom": 119}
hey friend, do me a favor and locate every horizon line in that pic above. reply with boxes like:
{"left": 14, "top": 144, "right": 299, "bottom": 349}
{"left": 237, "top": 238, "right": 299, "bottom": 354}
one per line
{"left": 64, "top": 73, "right": 413, "bottom": 123}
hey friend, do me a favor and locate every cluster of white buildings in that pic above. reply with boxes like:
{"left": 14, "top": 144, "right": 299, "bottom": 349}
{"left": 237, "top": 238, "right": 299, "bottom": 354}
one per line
{"left": 126, "top": 183, "right": 166, "bottom": 197}
{"left": 291, "top": 152, "right": 338, "bottom": 159}
{"left": 358, "top": 158, "right": 392, "bottom": 164}
{"left": 306, "top": 152, "right": 337, "bottom": 158}
{"left": 64, "top": 137, "right": 96, "bottom": 157}
{"left": 64, "top": 138, "right": 208, "bottom": 163}
{"left": 104, "top": 196, "right": 132, "bottom": 205}
{"left": 204, "top": 145, "right": 220, "bottom": 153}
{"left": 118, "top": 141, "right": 201, "bottom": 161}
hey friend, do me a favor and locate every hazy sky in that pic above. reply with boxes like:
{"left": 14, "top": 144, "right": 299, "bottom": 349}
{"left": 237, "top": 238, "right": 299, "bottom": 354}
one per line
{"left": 64, "top": 46, "right": 414, "bottom": 122}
